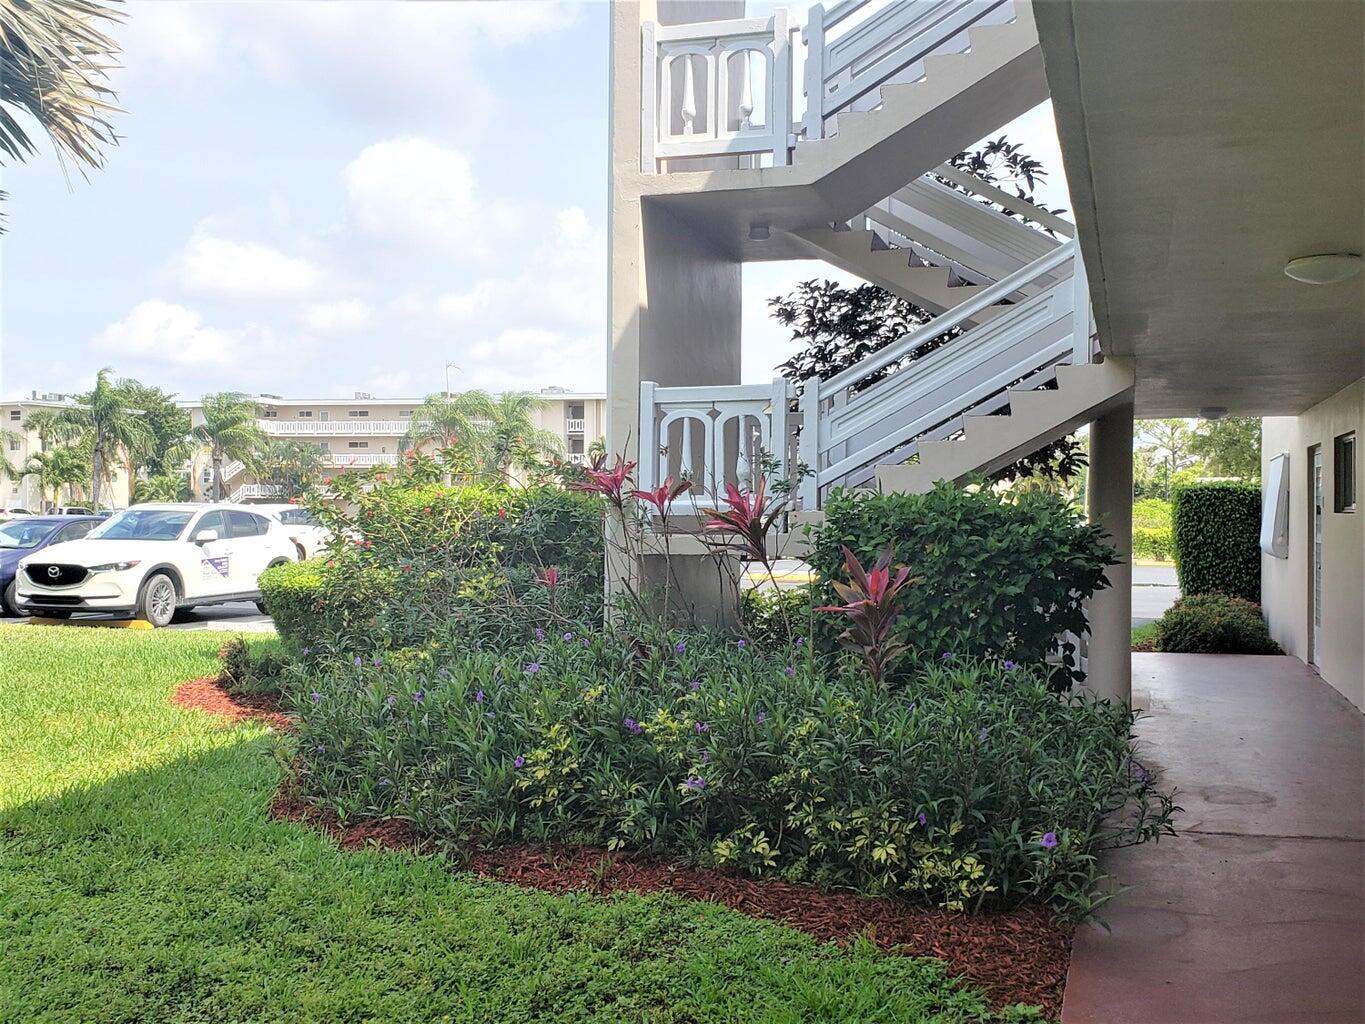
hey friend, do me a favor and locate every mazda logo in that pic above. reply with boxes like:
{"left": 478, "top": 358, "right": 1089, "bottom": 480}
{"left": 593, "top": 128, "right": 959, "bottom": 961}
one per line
{"left": 47, "top": 565, "right": 61, "bottom": 579}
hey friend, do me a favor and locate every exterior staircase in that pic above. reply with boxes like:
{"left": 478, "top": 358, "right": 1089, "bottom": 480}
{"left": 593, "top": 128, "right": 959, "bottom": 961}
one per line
{"left": 634, "top": 0, "right": 1133, "bottom": 513}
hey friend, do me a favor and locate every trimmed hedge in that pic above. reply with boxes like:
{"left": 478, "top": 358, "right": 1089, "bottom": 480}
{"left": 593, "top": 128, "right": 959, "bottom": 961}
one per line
{"left": 1132, "top": 526, "right": 1174, "bottom": 563}
{"left": 1131, "top": 498, "right": 1172, "bottom": 530}
{"left": 808, "top": 484, "right": 1117, "bottom": 688}
{"left": 1171, "top": 482, "right": 1260, "bottom": 602}
{"left": 1155, "top": 594, "right": 1280, "bottom": 654}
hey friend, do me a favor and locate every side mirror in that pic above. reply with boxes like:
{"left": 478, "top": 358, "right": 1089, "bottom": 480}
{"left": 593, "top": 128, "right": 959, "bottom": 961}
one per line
{"left": 194, "top": 528, "right": 219, "bottom": 545}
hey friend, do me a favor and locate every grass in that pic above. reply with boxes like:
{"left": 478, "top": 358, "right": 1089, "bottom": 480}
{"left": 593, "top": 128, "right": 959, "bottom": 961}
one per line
{"left": 1131, "top": 624, "right": 1159, "bottom": 652}
{"left": 0, "top": 626, "right": 1041, "bottom": 1024}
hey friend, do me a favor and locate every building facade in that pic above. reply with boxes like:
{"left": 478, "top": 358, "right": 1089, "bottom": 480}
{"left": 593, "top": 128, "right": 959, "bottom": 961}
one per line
{"left": 1, "top": 392, "right": 133, "bottom": 511}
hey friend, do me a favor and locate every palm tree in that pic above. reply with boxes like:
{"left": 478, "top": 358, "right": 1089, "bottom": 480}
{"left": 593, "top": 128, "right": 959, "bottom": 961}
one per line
{"left": 406, "top": 390, "right": 561, "bottom": 482}
{"left": 1, "top": 427, "right": 22, "bottom": 485}
{"left": 193, "top": 393, "right": 265, "bottom": 501}
{"left": 55, "top": 368, "right": 151, "bottom": 508}
{"left": 0, "top": 0, "right": 123, "bottom": 174}
{"left": 256, "top": 439, "right": 326, "bottom": 499}
{"left": 22, "top": 446, "right": 89, "bottom": 510}
{"left": 132, "top": 473, "right": 189, "bottom": 503}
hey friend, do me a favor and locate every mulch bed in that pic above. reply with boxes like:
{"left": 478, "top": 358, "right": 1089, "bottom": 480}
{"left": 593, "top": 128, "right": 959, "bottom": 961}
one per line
{"left": 178, "top": 682, "right": 1071, "bottom": 1013}
{"left": 270, "top": 788, "right": 1072, "bottom": 1015}
{"left": 172, "top": 676, "right": 295, "bottom": 732}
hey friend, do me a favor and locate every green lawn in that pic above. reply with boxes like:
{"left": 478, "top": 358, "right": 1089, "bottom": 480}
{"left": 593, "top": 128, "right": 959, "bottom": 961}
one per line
{"left": 0, "top": 626, "right": 1038, "bottom": 1024}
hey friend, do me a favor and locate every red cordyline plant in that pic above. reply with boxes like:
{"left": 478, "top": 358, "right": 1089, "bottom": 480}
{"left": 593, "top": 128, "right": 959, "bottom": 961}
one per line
{"left": 538, "top": 566, "right": 560, "bottom": 613}
{"left": 630, "top": 475, "right": 693, "bottom": 517}
{"left": 570, "top": 456, "right": 636, "bottom": 508}
{"left": 702, "top": 478, "right": 784, "bottom": 563}
{"left": 817, "top": 545, "right": 918, "bottom": 685}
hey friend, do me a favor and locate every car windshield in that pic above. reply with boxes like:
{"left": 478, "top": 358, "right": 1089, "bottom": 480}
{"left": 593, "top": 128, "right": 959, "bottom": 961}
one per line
{"left": 0, "top": 519, "right": 58, "bottom": 549}
{"left": 275, "top": 509, "right": 318, "bottom": 527}
{"left": 88, "top": 509, "right": 193, "bottom": 541}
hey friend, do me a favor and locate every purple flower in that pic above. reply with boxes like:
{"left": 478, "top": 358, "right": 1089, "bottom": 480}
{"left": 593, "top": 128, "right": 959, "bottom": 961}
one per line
{"left": 694, "top": 721, "right": 710, "bottom": 734}
{"left": 784, "top": 664, "right": 796, "bottom": 678}
{"left": 674, "top": 640, "right": 687, "bottom": 655}
{"left": 689, "top": 678, "right": 702, "bottom": 691}
{"left": 534, "top": 628, "right": 546, "bottom": 642}
{"left": 413, "top": 690, "right": 426, "bottom": 704}
{"left": 940, "top": 651, "right": 952, "bottom": 662}
{"left": 513, "top": 756, "right": 525, "bottom": 769}
{"left": 563, "top": 632, "right": 574, "bottom": 642}
{"left": 685, "top": 775, "right": 706, "bottom": 791}
{"left": 309, "top": 691, "right": 323, "bottom": 703}
{"left": 622, "top": 717, "right": 642, "bottom": 735}
{"left": 301, "top": 647, "right": 311, "bottom": 656}
{"left": 917, "top": 812, "right": 928, "bottom": 827}
{"left": 736, "top": 639, "right": 746, "bottom": 649}
{"left": 978, "top": 726, "right": 989, "bottom": 742}
{"left": 525, "top": 662, "right": 542, "bottom": 675}
{"left": 353, "top": 655, "right": 363, "bottom": 667}
{"left": 1041, "top": 831, "right": 1058, "bottom": 849}
{"left": 372, "top": 657, "right": 383, "bottom": 668}
{"left": 385, "top": 694, "right": 397, "bottom": 707}
{"left": 315, "top": 744, "right": 325, "bottom": 754}
{"left": 475, "top": 689, "right": 486, "bottom": 703}
{"left": 794, "top": 636, "right": 806, "bottom": 648}
{"left": 581, "top": 637, "right": 590, "bottom": 649}
{"left": 437, "top": 667, "right": 449, "bottom": 678}
{"left": 755, "top": 710, "right": 767, "bottom": 724}
{"left": 701, "top": 751, "right": 710, "bottom": 764}
{"left": 378, "top": 776, "right": 390, "bottom": 787}
{"left": 1003, "top": 660, "right": 1018, "bottom": 671}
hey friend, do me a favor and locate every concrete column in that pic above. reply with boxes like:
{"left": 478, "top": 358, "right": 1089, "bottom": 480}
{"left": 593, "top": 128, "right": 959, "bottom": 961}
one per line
{"left": 1086, "top": 400, "right": 1134, "bottom": 704}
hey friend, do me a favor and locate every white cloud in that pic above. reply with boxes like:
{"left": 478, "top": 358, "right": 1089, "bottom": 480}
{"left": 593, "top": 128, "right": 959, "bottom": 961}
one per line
{"left": 302, "top": 299, "right": 373, "bottom": 334}
{"left": 91, "top": 300, "right": 264, "bottom": 369}
{"left": 173, "top": 235, "right": 322, "bottom": 300}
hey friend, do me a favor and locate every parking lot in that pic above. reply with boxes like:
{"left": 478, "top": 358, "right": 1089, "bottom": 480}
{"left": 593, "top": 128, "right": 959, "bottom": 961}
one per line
{"left": 2, "top": 601, "right": 275, "bottom": 632}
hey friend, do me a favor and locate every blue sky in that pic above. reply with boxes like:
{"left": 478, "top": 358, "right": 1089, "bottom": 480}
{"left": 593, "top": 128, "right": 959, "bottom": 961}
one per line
{"left": 0, "top": 1, "right": 1069, "bottom": 403}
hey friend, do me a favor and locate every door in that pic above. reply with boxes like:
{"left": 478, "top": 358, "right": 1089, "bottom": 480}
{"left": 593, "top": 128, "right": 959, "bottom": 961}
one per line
{"left": 1309, "top": 446, "right": 1324, "bottom": 668}
{"left": 226, "top": 510, "right": 274, "bottom": 591}
{"left": 190, "top": 510, "right": 235, "bottom": 596}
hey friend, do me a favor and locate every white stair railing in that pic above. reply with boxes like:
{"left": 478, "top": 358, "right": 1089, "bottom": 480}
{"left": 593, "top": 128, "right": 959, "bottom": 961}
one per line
{"left": 638, "top": 378, "right": 792, "bottom": 511}
{"left": 797, "top": 239, "right": 1092, "bottom": 507}
{"left": 641, "top": 1, "right": 1017, "bottom": 171}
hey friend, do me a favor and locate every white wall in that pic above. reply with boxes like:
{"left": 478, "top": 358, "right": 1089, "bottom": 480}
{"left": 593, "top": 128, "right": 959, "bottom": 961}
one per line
{"left": 1262, "top": 378, "right": 1364, "bottom": 710}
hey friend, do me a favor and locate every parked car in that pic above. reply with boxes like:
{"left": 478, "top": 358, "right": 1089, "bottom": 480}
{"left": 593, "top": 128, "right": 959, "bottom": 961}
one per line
{"left": 14, "top": 503, "right": 298, "bottom": 626}
{"left": 0, "top": 515, "right": 103, "bottom": 616}
{"left": 0, "top": 507, "right": 34, "bottom": 522}
{"left": 53, "top": 506, "right": 95, "bottom": 515}
{"left": 255, "top": 503, "right": 331, "bottom": 560}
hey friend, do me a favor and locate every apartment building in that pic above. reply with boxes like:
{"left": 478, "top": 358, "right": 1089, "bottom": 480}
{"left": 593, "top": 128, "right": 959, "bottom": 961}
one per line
{"left": 0, "top": 392, "right": 133, "bottom": 511}
{"left": 186, "top": 388, "right": 606, "bottom": 501}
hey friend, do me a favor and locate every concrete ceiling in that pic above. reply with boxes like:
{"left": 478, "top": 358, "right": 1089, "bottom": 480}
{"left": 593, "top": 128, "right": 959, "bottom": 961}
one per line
{"left": 1034, "top": 0, "right": 1364, "bottom": 417}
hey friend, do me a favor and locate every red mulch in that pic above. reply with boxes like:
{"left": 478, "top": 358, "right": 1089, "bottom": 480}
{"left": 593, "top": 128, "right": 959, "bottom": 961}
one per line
{"left": 172, "top": 676, "right": 295, "bottom": 732}
{"left": 270, "top": 788, "right": 1072, "bottom": 1015}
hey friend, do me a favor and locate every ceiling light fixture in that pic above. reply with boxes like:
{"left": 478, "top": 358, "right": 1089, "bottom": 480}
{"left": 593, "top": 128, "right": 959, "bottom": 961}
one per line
{"left": 1198, "top": 406, "right": 1228, "bottom": 421}
{"left": 1283, "top": 253, "right": 1362, "bottom": 285}
{"left": 748, "top": 223, "right": 770, "bottom": 241}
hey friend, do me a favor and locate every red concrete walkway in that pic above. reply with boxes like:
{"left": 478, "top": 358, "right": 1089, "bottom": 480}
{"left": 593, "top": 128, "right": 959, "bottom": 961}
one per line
{"left": 1062, "top": 654, "right": 1365, "bottom": 1024}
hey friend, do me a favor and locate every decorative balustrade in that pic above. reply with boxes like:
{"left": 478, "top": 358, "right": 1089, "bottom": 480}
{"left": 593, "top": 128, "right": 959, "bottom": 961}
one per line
{"left": 259, "top": 419, "right": 410, "bottom": 436}
{"left": 638, "top": 379, "right": 792, "bottom": 511}
{"left": 642, "top": 0, "right": 1016, "bottom": 171}
{"left": 229, "top": 483, "right": 285, "bottom": 502}
{"left": 565, "top": 418, "right": 586, "bottom": 433}
{"left": 324, "top": 453, "right": 400, "bottom": 468}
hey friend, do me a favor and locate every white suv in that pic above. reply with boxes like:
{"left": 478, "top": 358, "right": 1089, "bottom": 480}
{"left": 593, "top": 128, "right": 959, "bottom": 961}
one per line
{"left": 15, "top": 503, "right": 298, "bottom": 627}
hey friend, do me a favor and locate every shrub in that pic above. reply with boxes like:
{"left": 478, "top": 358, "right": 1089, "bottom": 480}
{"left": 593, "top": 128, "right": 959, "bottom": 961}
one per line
{"left": 1132, "top": 526, "right": 1174, "bottom": 562}
{"left": 807, "top": 484, "right": 1117, "bottom": 688}
{"left": 218, "top": 634, "right": 291, "bottom": 696}
{"left": 1155, "top": 594, "right": 1280, "bottom": 654}
{"left": 265, "top": 483, "right": 606, "bottom": 660}
{"left": 1131, "top": 498, "right": 1172, "bottom": 530}
{"left": 1171, "top": 482, "right": 1260, "bottom": 602}
{"left": 287, "top": 634, "right": 1175, "bottom": 921}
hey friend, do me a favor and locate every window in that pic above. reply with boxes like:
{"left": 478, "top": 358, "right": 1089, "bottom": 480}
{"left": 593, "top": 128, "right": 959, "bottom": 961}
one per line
{"left": 8, "top": 410, "right": 20, "bottom": 421}
{"left": 262, "top": 409, "right": 278, "bottom": 418}
{"left": 227, "top": 510, "right": 268, "bottom": 538}
{"left": 297, "top": 410, "right": 313, "bottom": 418}
{"left": 1335, "top": 432, "right": 1357, "bottom": 513}
{"left": 399, "top": 410, "right": 412, "bottom": 418}
{"left": 193, "top": 510, "right": 227, "bottom": 539}
{"left": 317, "top": 442, "right": 329, "bottom": 452}
{"left": 348, "top": 410, "right": 370, "bottom": 418}
{"left": 569, "top": 437, "right": 585, "bottom": 454}
{"left": 348, "top": 441, "right": 369, "bottom": 449}
{"left": 7, "top": 438, "right": 18, "bottom": 452}
{"left": 57, "top": 521, "right": 96, "bottom": 543}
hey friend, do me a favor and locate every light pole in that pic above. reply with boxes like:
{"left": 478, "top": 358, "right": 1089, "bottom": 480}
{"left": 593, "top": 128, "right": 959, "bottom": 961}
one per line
{"left": 444, "top": 362, "right": 461, "bottom": 397}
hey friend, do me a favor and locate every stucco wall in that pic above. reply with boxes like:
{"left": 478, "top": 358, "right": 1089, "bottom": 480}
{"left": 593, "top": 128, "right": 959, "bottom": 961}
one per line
{"left": 1261, "top": 378, "right": 1364, "bottom": 710}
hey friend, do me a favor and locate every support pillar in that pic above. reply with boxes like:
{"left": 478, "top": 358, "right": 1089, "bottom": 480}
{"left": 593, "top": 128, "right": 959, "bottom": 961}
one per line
{"left": 1086, "top": 400, "right": 1134, "bottom": 704}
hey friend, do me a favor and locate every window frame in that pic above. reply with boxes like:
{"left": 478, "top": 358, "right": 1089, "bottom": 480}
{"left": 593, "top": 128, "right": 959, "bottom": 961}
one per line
{"left": 1334, "top": 431, "right": 1356, "bottom": 513}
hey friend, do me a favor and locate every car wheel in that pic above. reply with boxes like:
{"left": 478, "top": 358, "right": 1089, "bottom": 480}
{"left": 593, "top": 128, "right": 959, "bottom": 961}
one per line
{"left": 294, "top": 543, "right": 307, "bottom": 561}
{"left": 139, "top": 573, "right": 178, "bottom": 628}
{"left": 1, "top": 580, "right": 19, "bottom": 617}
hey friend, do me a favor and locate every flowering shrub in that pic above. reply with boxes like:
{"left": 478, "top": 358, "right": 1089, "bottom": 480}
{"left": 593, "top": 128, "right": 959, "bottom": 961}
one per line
{"left": 288, "top": 633, "right": 1175, "bottom": 921}
{"left": 808, "top": 483, "right": 1117, "bottom": 688}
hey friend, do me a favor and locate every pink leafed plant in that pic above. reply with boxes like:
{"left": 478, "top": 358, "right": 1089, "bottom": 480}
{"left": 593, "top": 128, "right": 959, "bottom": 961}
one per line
{"left": 816, "top": 545, "right": 918, "bottom": 684}
{"left": 702, "top": 477, "right": 784, "bottom": 563}
{"left": 569, "top": 457, "right": 637, "bottom": 508}
{"left": 630, "top": 476, "right": 693, "bottom": 516}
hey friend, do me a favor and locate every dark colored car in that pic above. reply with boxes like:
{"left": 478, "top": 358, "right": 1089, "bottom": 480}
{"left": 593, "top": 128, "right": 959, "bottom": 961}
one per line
{"left": 0, "top": 515, "right": 103, "bottom": 615}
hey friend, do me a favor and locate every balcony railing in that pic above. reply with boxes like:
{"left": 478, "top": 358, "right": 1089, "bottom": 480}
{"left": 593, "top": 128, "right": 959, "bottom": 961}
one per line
{"left": 259, "top": 419, "right": 410, "bottom": 436}
{"left": 642, "top": 0, "right": 1016, "bottom": 171}
{"left": 565, "top": 418, "right": 586, "bottom": 433}
{"left": 229, "top": 483, "right": 285, "bottom": 502}
{"left": 325, "top": 453, "right": 400, "bottom": 468}
{"left": 638, "top": 378, "right": 793, "bottom": 510}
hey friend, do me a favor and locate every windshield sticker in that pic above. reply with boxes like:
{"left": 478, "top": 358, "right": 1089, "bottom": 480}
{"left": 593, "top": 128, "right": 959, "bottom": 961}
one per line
{"left": 201, "top": 556, "right": 230, "bottom": 580}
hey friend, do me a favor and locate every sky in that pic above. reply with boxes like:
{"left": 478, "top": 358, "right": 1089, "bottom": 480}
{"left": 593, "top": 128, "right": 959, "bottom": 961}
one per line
{"left": 0, "top": 0, "right": 1071, "bottom": 404}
